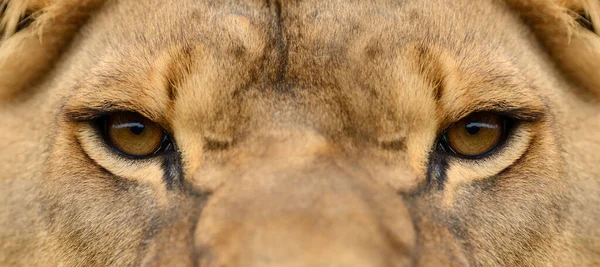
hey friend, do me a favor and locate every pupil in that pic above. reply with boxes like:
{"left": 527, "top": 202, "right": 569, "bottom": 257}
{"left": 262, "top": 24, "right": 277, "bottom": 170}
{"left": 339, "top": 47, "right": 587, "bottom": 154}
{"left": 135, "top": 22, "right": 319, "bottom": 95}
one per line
{"left": 465, "top": 123, "right": 480, "bottom": 135}
{"left": 129, "top": 123, "right": 145, "bottom": 135}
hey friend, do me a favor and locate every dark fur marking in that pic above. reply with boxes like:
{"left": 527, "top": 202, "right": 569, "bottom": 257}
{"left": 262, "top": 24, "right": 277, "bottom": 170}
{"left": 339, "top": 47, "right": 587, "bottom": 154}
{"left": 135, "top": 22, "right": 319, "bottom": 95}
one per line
{"left": 162, "top": 144, "right": 183, "bottom": 190}
{"left": 166, "top": 74, "right": 178, "bottom": 104}
{"left": 431, "top": 74, "right": 444, "bottom": 103}
{"left": 0, "top": 4, "right": 34, "bottom": 35}
{"left": 416, "top": 45, "right": 445, "bottom": 102}
{"left": 64, "top": 104, "right": 121, "bottom": 122}
{"left": 576, "top": 12, "right": 595, "bottom": 32}
{"left": 426, "top": 148, "right": 449, "bottom": 190}
{"left": 484, "top": 105, "right": 545, "bottom": 122}
{"left": 165, "top": 45, "right": 194, "bottom": 103}
{"left": 16, "top": 12, "right": 34, "bottom": 32}
{"left": 203, "top": 138, "right": 231, "bottom": 151}
{"left": 379, "top": 137, "right": 407, "bottom": 151}
{"left": 271, "top": 0, "right": 289, "bottom": 91}
{"left": 364, "top": 43, "right": 384, "bottom": 61}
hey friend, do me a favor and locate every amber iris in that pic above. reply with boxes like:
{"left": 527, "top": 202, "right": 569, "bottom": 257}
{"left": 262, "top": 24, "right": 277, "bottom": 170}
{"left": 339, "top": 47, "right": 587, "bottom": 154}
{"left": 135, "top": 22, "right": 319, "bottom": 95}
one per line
{"left": 446, "top": 113, "right": 504, "bottom": 157}
{"left": 105, "top": 113, "right": 164, "bottom": 157}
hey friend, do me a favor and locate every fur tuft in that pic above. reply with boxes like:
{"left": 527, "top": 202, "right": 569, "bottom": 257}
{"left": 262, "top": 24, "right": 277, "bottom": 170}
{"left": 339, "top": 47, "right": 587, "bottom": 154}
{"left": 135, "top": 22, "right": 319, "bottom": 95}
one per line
{"left": 506, "top": 0, "right": 600, "bottom": 98}
{"left": 0, "top": 0, "right": 104, "bottom": 100}
{"left": 0, "top": 0, "right": 48, "bottom": 41}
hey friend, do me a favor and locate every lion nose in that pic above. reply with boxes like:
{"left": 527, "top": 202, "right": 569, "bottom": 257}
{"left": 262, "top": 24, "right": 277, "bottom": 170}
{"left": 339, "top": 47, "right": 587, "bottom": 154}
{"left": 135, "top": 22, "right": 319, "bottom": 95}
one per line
{"left": 193, "top": 157, "right": 416, "bottom": 267}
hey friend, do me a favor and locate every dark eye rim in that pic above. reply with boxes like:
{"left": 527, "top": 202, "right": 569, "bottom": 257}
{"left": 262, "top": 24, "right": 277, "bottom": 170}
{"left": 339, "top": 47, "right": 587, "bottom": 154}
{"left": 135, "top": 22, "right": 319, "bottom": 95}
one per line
{"left": 437, "top": 113, "right": 515, "bottom": 160}
{"left": 94, "top": 112, "right": 175, "bottom": 160}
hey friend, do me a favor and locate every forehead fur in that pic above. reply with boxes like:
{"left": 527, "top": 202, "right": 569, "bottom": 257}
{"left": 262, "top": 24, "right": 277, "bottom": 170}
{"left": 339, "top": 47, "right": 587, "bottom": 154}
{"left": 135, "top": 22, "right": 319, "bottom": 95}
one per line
{"left": 64, "top": 0, "right": 546, "bottom": 176}
{"left": 1, "top": 0, "right": 599, "bottom": 266}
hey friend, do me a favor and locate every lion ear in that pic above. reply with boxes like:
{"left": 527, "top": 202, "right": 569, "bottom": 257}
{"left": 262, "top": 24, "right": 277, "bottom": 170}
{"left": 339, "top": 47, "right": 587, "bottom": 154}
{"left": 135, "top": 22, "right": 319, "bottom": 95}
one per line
{"left": 0, "top": 0, "right": 104, "bottom": 100}
{"left": 506, "top": 0, "right": 600, "bottom": 98}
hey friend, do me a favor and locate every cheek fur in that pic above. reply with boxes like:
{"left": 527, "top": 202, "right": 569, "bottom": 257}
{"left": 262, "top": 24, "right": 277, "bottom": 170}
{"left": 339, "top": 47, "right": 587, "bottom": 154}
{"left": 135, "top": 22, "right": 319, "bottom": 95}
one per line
{"left": 74, "top": 124, "right": 171, "bottom": 201}
{"left": 441, "top": 124, "right": 535, "bottom": 206}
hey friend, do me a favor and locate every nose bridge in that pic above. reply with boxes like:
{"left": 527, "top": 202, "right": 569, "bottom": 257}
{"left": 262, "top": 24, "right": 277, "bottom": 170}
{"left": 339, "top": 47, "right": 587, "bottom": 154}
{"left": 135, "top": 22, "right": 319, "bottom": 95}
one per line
{"left": 193, "top": 133, "right": 416, "bottom": 266}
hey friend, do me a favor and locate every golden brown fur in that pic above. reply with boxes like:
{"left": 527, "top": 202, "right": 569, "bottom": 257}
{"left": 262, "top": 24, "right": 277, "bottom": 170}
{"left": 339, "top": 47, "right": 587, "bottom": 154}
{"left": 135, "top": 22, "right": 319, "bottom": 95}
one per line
{"left": 0, "top": 0, "right": 599, "bottom": 266}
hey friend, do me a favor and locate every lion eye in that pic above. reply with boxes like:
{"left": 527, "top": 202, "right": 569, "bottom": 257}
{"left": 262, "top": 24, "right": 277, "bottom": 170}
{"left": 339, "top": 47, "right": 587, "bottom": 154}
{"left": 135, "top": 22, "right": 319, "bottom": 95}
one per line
{"left": 444, "top": 113, "right": 506, "bottom": 157}
{"left": 102, "top": 112, "right": 167, "bottom": 157}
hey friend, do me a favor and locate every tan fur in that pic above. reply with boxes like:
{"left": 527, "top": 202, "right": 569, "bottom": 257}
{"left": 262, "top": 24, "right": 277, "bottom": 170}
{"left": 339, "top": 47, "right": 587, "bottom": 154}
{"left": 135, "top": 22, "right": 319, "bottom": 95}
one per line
{"left": 0, "top": 0, "right": 104, "bottom": 99}
{"left": 0, "top": 0, "right": 599, "bottom": 266}
{"left": 505, "top": 0, "right": 600, "bottom": 97}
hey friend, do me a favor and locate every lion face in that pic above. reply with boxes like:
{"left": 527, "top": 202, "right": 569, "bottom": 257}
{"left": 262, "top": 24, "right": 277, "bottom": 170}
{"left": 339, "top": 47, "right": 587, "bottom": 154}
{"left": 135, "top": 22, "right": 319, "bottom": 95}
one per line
{"left": 1, "top": 0, "right": 599, "bottom": 266}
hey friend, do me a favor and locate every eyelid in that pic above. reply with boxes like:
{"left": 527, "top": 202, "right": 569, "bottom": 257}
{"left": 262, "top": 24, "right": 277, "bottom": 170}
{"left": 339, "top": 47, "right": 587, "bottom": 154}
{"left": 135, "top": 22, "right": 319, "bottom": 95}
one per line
{"left": 65, "top": 108, "right": 115, "bottom": 122}
{"left": 440, "top": 107, "right": 544, "bottom": 134}
{"left": 63, "top": 99, "right": 161, "bottom": 122}
{"left": 63, "top": 104, "right": 176, "bottom": 131}
{"left": 65, "top": 107, "right": 154, "bottom": 121}
{"left": 479, "top": 107, "right": 545, "bottom": 122}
